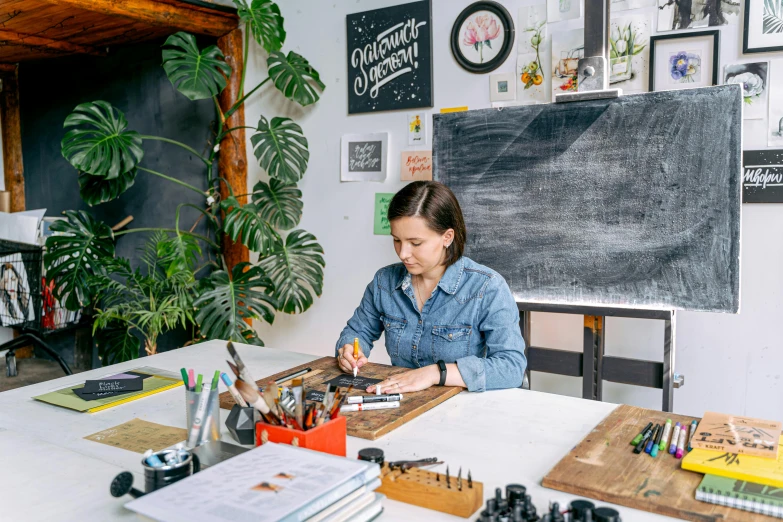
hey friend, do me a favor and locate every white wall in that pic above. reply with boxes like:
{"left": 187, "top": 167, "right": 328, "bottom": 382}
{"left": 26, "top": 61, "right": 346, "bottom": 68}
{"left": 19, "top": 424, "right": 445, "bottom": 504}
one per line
{"left": 245, "top": 0, "right": 783, "bottom": 419}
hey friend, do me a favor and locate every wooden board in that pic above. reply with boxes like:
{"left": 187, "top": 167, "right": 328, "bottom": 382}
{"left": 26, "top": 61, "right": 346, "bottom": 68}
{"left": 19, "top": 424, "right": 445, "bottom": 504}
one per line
{"left": 376, "top": 464, "right": 483, "bottom": 519}
{"left": 542, "top": 404, "right": 770, "bottom": 522}
{"left": 218, "top": 356, "right": 462, "bottom": 440}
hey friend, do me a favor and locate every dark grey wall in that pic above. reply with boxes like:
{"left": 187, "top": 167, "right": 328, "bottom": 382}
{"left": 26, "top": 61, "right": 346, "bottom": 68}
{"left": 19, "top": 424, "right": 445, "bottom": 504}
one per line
{"left": 19, "top": 40, "right": 217, "bottom": 357}
{"left": 433, "top": 86, "right": 742, "bottom": 313}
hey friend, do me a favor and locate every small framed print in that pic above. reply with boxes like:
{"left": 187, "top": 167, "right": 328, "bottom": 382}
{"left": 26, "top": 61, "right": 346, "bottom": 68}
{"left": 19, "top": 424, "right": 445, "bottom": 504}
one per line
{"left": 490, "top": 72, "right": 517, "bottom": 101}
{"left": 341, "top": 133, "right": 389, "bottom": 182}
{"left": 743, "top": 0, "right": 783, "bottom": 53}
{"left": 451, "top": 1, "right": 515, "bottom": 74}
{"left": 649, "top": 31, "right": 719, "bottom": 92}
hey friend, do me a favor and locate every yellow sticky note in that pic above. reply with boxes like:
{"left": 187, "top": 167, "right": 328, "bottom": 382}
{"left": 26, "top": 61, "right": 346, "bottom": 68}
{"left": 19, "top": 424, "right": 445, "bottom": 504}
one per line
{"left": 440, "top": 106, "right": 468, "bottom": 114}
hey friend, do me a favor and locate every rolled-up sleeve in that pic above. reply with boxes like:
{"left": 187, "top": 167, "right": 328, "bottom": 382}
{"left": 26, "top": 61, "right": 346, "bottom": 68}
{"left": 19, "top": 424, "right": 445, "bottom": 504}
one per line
{"left": 455, "top": 276, "right": 527, "bottom": 392}
{"left": 335, "top": 274, "right": 384, "bottom": 358}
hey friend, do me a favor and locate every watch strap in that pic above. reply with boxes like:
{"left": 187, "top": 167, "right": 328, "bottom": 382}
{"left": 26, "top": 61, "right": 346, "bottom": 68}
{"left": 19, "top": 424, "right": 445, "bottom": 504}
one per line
{"left": 437, "top": 360, "right": 447, "bottom": 386}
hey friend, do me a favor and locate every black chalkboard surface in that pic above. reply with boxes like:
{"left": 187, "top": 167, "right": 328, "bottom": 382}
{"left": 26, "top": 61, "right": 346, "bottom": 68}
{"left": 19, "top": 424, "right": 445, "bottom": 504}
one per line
{"left": 433, "top": 86, "right": 742, "bottom": 313}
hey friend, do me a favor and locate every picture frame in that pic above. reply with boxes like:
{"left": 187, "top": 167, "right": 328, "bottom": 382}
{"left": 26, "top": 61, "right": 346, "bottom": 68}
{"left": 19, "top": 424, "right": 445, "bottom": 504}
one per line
{"left": 489, "top": 72, "right": 517, "bottom": 101}
{"left": 648, "top": 31, "right": 719, "bottom": 92}
{"left": 451, "top": 1, "right": 515, "bottom": 74}
{"left": 340, "top": 133, "right": 389, "bottom": 182}
{"left": 743, "top": 0, "right": 783, "bottom": 53}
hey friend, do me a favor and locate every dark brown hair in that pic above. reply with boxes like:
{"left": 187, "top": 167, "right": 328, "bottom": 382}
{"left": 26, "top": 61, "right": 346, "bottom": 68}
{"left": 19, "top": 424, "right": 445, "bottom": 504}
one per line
{"left": 387, "top": 181, "right": 466, "bottom": 267}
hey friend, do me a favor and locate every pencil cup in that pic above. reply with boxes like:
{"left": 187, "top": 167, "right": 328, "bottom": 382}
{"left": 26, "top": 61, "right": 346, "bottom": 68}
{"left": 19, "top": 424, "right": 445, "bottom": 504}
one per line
{"left": 142, "top": 449, "right": 200, "bottom": 493}
{"left": 185, "top": 388, "right": 220, "bottom": 447}
{"left": 226, "top": 405, "right": 258, "bottom": 445}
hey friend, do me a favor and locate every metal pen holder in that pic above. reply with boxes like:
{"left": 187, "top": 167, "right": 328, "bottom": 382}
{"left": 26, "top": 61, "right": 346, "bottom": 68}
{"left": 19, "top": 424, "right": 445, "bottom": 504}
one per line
{"left": 185, "top": 388, "right": 221, "bottom": 447}
{"left": 142, "top": 449, "right": 200, "bottom": 493}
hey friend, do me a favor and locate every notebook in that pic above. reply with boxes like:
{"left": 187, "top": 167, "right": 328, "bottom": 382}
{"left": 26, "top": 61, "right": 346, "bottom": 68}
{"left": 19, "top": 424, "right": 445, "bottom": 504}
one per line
{"left": 690, "top": 412, "right": 782, "bottom": 459}
{"left": 125, "top": 443, "right": 382, "bottom": 522}
{"left": 32, "top": 367, "right": 182, "bottom": 413}
{"left": 682, "top": 435, "right": 783, "bottom": 488}
{"left": 695, "top": 474, "right": 783, "bottom": 518}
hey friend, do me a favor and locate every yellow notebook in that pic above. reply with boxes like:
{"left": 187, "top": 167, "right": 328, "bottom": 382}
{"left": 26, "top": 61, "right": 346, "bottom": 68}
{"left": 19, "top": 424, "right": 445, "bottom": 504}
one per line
{"left": 682, "top": 435, "right": 783, "bottom": 488}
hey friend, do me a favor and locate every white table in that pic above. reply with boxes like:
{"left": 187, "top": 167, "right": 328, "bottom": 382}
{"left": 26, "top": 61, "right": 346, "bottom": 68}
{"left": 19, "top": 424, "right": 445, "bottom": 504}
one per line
{"left": 0, "top": 340, "right": 677, "bottom": 521}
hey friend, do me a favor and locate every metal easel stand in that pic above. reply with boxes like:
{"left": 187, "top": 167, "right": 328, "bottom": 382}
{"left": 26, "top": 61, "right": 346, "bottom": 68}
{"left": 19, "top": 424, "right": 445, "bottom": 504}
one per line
{"left": 519, "top": 304, "right": 684, "bottom": 412}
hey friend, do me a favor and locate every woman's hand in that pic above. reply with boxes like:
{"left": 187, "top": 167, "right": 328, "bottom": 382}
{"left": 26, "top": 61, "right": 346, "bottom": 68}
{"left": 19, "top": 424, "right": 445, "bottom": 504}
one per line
{"left": 368, "top": 365, "right": 440, "bottom": 394}
{"left": 337, "top": 344, "right": 368, "bottom": 374}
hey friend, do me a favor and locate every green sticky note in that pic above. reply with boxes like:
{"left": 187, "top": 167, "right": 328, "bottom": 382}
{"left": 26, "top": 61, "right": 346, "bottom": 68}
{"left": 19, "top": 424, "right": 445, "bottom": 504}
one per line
{"left": 374, "top": 193, "right": 395, "bottom": 235}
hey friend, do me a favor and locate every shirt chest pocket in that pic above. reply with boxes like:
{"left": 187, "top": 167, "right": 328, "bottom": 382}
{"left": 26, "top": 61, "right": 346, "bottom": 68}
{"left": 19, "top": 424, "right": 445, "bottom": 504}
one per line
{"left": 431, "top": 325, "right": 472, "bottom": 362}
{"left": 381, "top": 314, "right": 407, "bottom": 357}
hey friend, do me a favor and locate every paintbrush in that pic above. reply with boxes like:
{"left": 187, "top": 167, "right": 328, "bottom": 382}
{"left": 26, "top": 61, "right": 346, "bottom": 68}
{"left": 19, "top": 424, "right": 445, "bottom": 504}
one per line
{"left": 226, "top": 360, "right": 241, "bottom": 379}
{"left": 262, "top": 380, "right": 279, "bottom": 416}
{"left": 227, "top": 341, "right": 256, "bottom": 384}
{"left": 235, "top": 378, "right": 270, "bottom": 414}
{"left": 292, "top": 378, "right": 304, "bottom": 428}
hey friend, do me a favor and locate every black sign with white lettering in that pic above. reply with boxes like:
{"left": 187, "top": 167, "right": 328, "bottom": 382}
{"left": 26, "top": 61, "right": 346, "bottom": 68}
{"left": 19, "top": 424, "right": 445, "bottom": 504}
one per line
{"left": 743, "top": 150, "right": 783, "bottom": 203}
{"left": 347, "top": 0, "right": 433, "bottom": 114}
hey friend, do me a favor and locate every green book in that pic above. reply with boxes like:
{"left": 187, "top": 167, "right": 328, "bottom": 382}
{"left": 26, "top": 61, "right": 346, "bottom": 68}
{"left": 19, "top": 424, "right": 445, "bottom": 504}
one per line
{"left": 696, "top": 474, "right": 783, "bottom": 518}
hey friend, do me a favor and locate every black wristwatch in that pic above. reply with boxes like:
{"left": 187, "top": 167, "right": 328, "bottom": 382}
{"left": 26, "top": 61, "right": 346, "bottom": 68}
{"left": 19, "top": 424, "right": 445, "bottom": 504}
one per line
{"left": 436, "top": 360, "right": 447, "bottom": 386}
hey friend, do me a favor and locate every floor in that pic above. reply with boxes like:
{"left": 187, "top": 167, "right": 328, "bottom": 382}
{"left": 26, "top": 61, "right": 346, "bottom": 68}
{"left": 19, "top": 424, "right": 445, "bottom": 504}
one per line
{"left": 0, "top": 358, "right": 81, "bottom": 392}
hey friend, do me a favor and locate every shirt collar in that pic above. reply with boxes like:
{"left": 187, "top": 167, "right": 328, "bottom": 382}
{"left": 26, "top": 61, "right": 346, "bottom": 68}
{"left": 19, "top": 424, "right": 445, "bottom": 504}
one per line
{"left": 394, "top": 257, "right": 465, "bottom": 295}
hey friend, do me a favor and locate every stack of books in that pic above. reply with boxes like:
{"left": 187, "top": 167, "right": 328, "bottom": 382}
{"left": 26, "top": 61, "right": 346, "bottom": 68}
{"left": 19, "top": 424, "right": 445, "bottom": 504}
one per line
{"left": 126, "top": 443, "right": 385, "bottom": 522}
{"left": 683, "top": 412, "right": 783, "bottom": 518}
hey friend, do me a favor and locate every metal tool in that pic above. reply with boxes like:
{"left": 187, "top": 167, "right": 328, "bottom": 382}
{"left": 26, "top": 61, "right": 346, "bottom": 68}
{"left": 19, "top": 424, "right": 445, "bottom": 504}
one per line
{"left": 387, "top": 457, "right": 441, "bottom": 472}
{"left": 458, "top": 467, "right": 462, "bottom": 491}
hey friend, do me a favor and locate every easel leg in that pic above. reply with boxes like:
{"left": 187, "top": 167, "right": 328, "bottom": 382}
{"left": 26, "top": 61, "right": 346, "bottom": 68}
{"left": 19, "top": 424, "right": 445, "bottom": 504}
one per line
{"left": 662, "top": 312, "right": 675, "bottom": 412}
{"left": 582, "top": 316, "right": 604, "bottom": 401}
{"left": 520, "top": 310, "right": 532, "bottom": 389}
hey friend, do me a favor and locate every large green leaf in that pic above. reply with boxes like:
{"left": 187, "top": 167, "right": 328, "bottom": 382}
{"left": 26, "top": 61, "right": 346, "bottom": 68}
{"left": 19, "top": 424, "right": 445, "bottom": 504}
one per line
{"left": 252, "top": 179, "right": 302, "bottom": 230}
{"left": 194, "top": 262, "right": 277, "bottom": 344}
{"left": 44, "top": 211, "right": 115, "bottom": 311}
{"left": 96, "top": 327, "right": 141, "bottom": 365}
{"left": 78, "top": 169, "right": 137, "bottom": 206}
{"left": 157, "top": 233, "right": 201, "bottom": 278}
{"left": 62, "top": 101, "right": 143, "bottom": 180}
{"left": 258, "top": 229, "right": 324, "bottom": 314}
{"left": 235, "top": 0, "right": 286, "bottom": 53}
{"left": 250, "top": 116, "right": 309, "bottom": 184}
{"left": 267, "top": 51, "right": 325, "bottom": 107}
{"left": 162, "top": 32, "right": 232, "bottom": 101}
{"left": 221, "top": 197, "right": 280, "bottom": 255}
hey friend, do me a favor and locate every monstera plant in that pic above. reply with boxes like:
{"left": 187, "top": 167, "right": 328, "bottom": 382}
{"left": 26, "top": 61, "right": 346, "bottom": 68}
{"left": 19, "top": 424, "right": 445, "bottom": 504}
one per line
{"left": 44, "top": 0, "right": 325, "bottom": 362}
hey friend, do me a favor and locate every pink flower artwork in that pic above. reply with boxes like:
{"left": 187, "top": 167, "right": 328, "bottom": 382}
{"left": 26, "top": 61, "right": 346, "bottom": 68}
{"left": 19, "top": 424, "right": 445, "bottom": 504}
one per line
{"left": 462, "top": 13, "right": 502, "bottom": 63}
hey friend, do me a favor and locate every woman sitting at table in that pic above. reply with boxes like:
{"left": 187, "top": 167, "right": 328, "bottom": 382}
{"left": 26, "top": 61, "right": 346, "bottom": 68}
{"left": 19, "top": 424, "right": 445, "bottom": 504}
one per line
{"left": 335, "top": 181, "right": 526, "bottom": 394}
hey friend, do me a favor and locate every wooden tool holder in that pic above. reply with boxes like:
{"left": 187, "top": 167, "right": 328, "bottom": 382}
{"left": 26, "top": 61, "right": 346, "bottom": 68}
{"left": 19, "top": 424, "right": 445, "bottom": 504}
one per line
{"left": 376, "top": 464, "right": 483, "bottom": 518}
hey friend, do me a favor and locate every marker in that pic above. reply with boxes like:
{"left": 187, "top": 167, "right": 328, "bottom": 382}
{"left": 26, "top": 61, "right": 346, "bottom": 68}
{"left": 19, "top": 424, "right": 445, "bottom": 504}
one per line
{"left": 144, "top": 450, "right": 164, "bottom": 468}
{"left": 187, "top": 383, "right": 212, "bottom": 448}
{"left": 220, "top": 373, "right": 248, "bottom": 407}
{"left": 346, "top": 394, "right": 403, "bottom": 404}
{"left": 669, "top": 422, "right": 681, "bottom": 455}
{"left": 196, "top": 373, "right": 203, "bottom": 393}
{"left": 633, "top": 428, "right": 652, "bottom": 454}
{"left": 211, "top": 370, "right": 221, "bottom": 390}
{"left": 340, "top": 401, "right": 400, "bottom": 413}
{"left": 180, "top": 368, "right": 189, "bottom": 388}
{"left": 631, "top": 422, "right": 653, "bottom": 446}
{"left": 688, "top": 420, "right": 698, "bottom": 451}
{"left": 659, "top": 419, "right": 672, "bottom": 451}
{"left": 651, "top": 422, "right": 664, "bottom": 458}
{"left": 676, "top": 424, "right": 689, "bottom": 459}
{"left": 187, "top": 369, "right": 195, "bottom": 391}
{"left": 645, "top": 425, "right": 659, "bottom": 454}
{"left": 353, "top": 338, "right": 360, "bottom": 378}
{"left": 376, "top": 385, "right": 382, "bottom": 396}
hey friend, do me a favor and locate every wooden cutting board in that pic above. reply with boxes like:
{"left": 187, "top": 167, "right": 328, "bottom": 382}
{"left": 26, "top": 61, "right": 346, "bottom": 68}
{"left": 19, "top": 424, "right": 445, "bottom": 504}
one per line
{"left": 542, "top": 404, "right": 771, "bottom": 521}
{"left": 219, "top": 356, "right": 462, "bottom": 440}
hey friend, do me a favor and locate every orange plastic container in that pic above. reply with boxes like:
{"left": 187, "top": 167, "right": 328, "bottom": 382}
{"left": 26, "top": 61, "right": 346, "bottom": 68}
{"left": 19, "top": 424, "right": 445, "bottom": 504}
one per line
{"left": 255, "top": 415, "right": 347, "bottom": 457}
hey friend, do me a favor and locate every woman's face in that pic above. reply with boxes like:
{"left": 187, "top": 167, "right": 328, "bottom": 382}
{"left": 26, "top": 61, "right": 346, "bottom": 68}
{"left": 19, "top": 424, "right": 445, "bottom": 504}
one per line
{"left": 390, "top": 216, "right": 454, "bottom": 276}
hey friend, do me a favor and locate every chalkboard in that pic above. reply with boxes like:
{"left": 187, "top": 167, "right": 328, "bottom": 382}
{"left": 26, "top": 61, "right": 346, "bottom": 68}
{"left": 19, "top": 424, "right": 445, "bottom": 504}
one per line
{"left": 433, "top": 86, "right": 742, "bottom": 313}
{"left": 743, "top": 149, "right": 783, "bottom": 203}
{"left": 347, "top": 0, "right": 433, "bottom": 114}
{"left": 20, "top": 40, "right": 214, "bottom": 353}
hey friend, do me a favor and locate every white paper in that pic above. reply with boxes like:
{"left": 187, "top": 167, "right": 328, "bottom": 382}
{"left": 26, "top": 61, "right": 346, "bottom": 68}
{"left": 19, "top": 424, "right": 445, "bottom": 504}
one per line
{"left": 769, "top": 60, "right": 783, "bottom": 147}
{"left": 0, "top": 209, "right": 46, "bottom": 245}
{"left": 126, "top": 443, "right": 377, "bottom": 522}
{"left": 548, "top": 0, "right": 581, "bottom": 23}
{"left": 609, "top": 14, "right": 653, "bottom": 94}
{"left": 341, "top": 133, "right": 389, "bottom": 182}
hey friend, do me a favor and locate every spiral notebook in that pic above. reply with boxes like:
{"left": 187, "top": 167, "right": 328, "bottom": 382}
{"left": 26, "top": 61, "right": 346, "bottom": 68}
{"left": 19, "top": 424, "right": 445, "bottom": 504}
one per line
{"left": 696, "top": 475, "right": 783, "bottom": 518}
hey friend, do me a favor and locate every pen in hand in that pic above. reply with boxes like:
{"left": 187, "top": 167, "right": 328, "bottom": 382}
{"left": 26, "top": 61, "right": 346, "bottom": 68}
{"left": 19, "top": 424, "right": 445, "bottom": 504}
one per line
{"left": 353, "top": 338, "right": 360, "bottom": 378}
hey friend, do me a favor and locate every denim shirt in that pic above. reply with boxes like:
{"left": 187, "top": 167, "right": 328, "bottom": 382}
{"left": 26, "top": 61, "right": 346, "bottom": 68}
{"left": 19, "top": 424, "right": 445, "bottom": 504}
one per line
{"left": 335, "top": 257, "right": 527, "bottom": 392}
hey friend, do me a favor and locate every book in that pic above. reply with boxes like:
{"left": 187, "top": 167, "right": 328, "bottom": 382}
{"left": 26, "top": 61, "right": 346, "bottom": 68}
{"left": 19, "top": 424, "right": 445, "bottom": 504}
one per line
{"left": 125, "top": 443, "right": 382, "bottom": 522}
{"left": 310, "top": 479, "right": 382, "bottom": 522}
{"left": 682, "top": 435, "right": 783, "bottom": 488}
{"left": 691, "top": 411, "right": 782, "bottom": 459}
{"left": 344, "top": 493, "right": 384, "bottom": 522}
{"left": 32, "top": 367, "right": 182, "bottom": 413}
{"left": 695, "top": 474, "right": 783, "bottom": 518}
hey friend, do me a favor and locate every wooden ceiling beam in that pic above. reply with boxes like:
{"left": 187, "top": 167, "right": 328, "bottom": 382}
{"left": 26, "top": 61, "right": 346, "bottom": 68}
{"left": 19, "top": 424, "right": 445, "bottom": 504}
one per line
{"left": 39, "top": 0, "right": 238, "bottom": 37}
{"left": 0, "top": 29, "right": 106, "bottom": 57}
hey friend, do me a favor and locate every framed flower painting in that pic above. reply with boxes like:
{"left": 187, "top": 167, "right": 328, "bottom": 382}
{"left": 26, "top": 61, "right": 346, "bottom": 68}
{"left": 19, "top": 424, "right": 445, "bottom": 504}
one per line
{"left": 649, "top": 31, "right": 719, "bottom": 92}
{"left": 744, "top": 0, "right": 783, "bottom": 53}
{"left": 451, "top": 1, "right": 515, "bottom": 74}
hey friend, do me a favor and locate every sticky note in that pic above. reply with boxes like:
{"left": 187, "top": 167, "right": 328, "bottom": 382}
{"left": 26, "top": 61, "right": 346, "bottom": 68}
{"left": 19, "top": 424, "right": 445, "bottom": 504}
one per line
{"left": 374, "top": 193, "right": 395, "bottom": 235}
